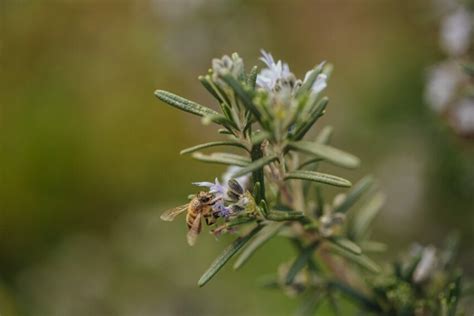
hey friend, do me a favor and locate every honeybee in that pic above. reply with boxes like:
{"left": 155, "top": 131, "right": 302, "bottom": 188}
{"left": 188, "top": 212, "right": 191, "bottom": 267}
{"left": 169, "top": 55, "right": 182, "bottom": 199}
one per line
{"left": 160, "top": 191, "right": 216, "bottom": 246}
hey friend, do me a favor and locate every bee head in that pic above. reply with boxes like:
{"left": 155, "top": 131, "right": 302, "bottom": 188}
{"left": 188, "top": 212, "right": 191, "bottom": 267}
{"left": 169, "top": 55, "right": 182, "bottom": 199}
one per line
{"left": 197, "top": 191, "right": 213, "bottom": 204}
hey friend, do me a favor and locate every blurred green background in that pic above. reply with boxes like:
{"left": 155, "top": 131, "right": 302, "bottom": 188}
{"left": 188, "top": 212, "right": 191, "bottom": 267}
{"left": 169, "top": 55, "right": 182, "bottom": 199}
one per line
{"left": 1, "top": 1, "right": 473, "bottom": 315}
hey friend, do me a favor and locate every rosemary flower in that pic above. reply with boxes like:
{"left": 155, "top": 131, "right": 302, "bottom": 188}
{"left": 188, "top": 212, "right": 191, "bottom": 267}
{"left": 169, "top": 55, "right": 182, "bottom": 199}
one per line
{"left": 193, "top": 178, "right": 226, "bottom": 197}
{"left": 257, "top": 50, "right": 295, "bottom": 93}
{"left": 211, "top": 53, "right": 244, "bottom": 82}
{"left": 222, "top": 166, "right": 250, "bottom": 190}
{"left": 257, "top": 50, "right": 327, "bottom": 96}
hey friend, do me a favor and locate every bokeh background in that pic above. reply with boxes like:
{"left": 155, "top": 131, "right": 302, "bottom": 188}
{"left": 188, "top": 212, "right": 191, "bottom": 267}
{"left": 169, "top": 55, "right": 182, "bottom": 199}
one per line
{"left": 1, "top": 1, "right": 473, "bottom": 315}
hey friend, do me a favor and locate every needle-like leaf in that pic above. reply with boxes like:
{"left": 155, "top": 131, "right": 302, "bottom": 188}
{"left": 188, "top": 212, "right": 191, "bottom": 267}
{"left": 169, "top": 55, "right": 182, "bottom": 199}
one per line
{"left": 295, "top": 62, "right": 326, "bottom": 97}
{"left": 220, "top": 74, "right": 263, "bottom": 123}
{"left": 350, "top": 192, "right": 385, "bottom": 240}
{"left": 329, "top": 245, "right": 380, "bottom": 273}
{"left": 328, "top": 281, "right": 381, "bottom": 312}
{"left": 247, "top": 65, "right": 259, "bottom": 89}
{"left": 155, "top": 90, "right": 219, "bottom": 117}
{"left": 266, "top": 210, "right": 305, "bottom": 221}
{"left": 191, "top": 152, "right": 250, "bottom": 167}
{"left": 233, "top": 223, "right": 284, "bottom": 270}
{"left": 198, "top": 225, "right": 262, "bottom": 287}
{"left": 180, "top": 141, "right": 248, "bottom": 155}
{"left": 232, "top": 154, "right": 278, "bottom": 177}
{"left": 285, "top": 170, "right": 352, "bottom": 188}
{"left": 286, "top": 241, "right": 320, "bottom": 284}
{"left": 334, "top": 175, "right": 374, "bottom": 214}
{"left": 291, "top": 97, "right": 328, "bottom": 141}
{"left": 288, "top": 141, "right": 360, "bottom": 169}
{"left": 327, "top": 237, "right": 362, "bottom": 255}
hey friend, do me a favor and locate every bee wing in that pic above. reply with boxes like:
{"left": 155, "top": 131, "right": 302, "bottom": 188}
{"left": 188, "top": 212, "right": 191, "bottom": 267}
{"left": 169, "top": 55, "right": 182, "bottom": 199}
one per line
{"left": 187, "top": 212, "right": 202, "bottom": 246}
{"left": 160, "top": 204, "right": 188, "bottom": 221}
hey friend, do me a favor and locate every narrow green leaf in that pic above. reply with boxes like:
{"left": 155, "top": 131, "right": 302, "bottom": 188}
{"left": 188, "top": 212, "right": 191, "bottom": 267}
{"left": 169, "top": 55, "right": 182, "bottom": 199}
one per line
{"left": 296, "top": 292, "right": 325, "bottom": 316}
{"left": 180, "top": 141, "right": 247, "bottom": 155}
{"left": 359, "top": 241, "right": 387, "bottom": 253}
{"left": 291, "top": 97, "right": 328, "bottom": 140}
{"left": 233, "top": 223, "right": 284, "bottom": 270}
{"left": 202, "top": 113, "right": 238, "bottom": 130}
{"left": 266, "top": 210, "right": 305, "bottom": 221}
{"left": 232, "top": 154, "right": 278, "bottom": 177}
{"left": 315, "top": 125, "right": 334, "bottom": 144}
{"left": 334, "top": 175, "right": 374, "bottom": 214}
{"left": 351, "top": 192, "right": 385, "bottom": 240}
{"left": 447, "top": 272, "right": 462, "bottom": 316}
{"left": 191, "top": 152, "right": 250, "bottom": 167}
{"left": 198, "top": 75, "right": 222, "bottom": 102}
{"left": 295, "top": 62, "right": 326, "bottom": 97}
{"left": 327, "top": 237, "right": 362, "bottom": 255}
{"left": 247, "top": 65, "right": 259, "bottom": 89}
{"left": 329, "top": 245, "right": 380, "bottom": 273}
{"left": 250, "top": 141, "right": 266, "bottom": 203}
{"left": 155, "top": 90, "right": 219, "bottom": 117}
{"left": 221, "top": 74, "right": 262, "bottom": 122}
{"left": 297, "top": 157, "right": 323, "bottom": 169}
{"left": 290, "top": 239, "right": 320, "bottom": 272}
{"left": 218, "top": 128, "right": 233, "bottom": 135}
{"left": 286, "top": 241, "right": 320, "bottom": 284}
{"left": 198, "top": 225, "right": 262, "bottom": 287}
{"left": 328, "top": 281, "right": 381, "bottom": 312}
{"left": 288, "top": 141, "right": 360, "bottom": 169}
{"left": 250, "top": 130, "right": 271, "bottom": 145}
{"left": 257, "top": 199, "right": 269, "bottom": 217}
{"left": 284, "top": 170, "right": 352, "bottom": 188}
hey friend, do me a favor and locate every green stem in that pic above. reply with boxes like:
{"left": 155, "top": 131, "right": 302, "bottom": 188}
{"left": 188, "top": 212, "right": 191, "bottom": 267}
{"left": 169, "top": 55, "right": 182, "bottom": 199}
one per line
{"left": 251, "top": 141, "right": 265, "bottom": 203}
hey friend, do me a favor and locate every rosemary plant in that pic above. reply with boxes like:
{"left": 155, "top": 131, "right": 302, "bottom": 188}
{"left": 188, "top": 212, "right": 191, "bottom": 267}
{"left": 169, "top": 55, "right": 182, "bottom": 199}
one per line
{"left": 155, "top": 51, "right": 468, "bottom": 315}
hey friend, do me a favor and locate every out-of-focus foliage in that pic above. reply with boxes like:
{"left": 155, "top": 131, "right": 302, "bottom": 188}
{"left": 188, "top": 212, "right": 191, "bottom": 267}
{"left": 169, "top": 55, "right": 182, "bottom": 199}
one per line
{"left": 1, "top": 1, "right": 473, "bottom": 315}
{"left": 424, "top": 0, "right": 474, "bottom": 137}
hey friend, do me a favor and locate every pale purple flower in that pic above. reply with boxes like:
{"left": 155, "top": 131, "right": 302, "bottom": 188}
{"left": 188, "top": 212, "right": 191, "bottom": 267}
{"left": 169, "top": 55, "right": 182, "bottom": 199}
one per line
{"left": 193, "top": 178, "right": 226, "bottom": 197}
{"left": 256, "top": 50, "right": 293, "bottom": 92}
{"left": 212, "top": 199, "right": 232, "bottom": 218}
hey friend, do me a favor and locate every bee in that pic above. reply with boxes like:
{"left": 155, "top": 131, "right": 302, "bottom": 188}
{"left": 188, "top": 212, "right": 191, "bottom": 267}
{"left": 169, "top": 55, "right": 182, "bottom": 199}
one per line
{"left": 160, "top": 191, "right": 217, "bottom": 246}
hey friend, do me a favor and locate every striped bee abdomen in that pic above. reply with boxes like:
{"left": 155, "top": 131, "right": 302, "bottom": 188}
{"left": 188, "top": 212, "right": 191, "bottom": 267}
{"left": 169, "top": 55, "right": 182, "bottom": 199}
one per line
{"left": 186, "top": 198, "right": 201, "bottom": 230}
{"left": 186, "top": 210, "right": 197, "bottom": 229}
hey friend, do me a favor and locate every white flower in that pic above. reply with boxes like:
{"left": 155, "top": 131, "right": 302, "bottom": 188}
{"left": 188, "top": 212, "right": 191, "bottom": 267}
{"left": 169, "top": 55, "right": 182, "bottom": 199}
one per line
{"left": 256, "top": 50, "right": 294, "bottom": 92}
{"left": 452, "top": 98, "right": 474, "bottom": 134}
{"left": 425, "top": 62, "right": 464, "bottom": 112}
{"left": 257, "top": 50, "right": 327, "bottom": 97}
{"left": 413, "top": 246, "right": 437, "bottom": 283}
{"left": 440, "top": 7, "right": 472, "bottom": 56}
